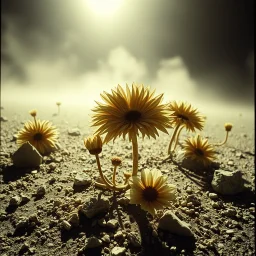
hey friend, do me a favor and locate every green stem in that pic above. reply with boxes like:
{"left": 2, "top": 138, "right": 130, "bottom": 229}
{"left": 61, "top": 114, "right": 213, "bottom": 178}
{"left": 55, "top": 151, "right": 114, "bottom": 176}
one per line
{"left": 131, "top": 135, "right": 139, "bottom": 176}
{"left": 167, "top": 124, "right": 181, "bottom": 155}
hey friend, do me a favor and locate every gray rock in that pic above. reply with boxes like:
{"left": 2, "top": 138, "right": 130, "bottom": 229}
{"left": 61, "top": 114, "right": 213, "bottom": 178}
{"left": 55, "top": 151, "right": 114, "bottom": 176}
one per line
{"left": 101, "top": 234, "right": 110, "bottom": 243}
{"left": 68, "top": 128, "right": 81, "bottom": 136}
{"left": 209, "top": 193, "right": 218, "bottom": 200}
{"left": 80, "top": 197, "right": 110, "bottom": 218}
{"left": 106, "top": 219, "right": 119, "bottom": 229}
{"left": 36, "top": 185, "right": 46, "bottom": 197}
{"left": 68, "top": 212, "right": 80, "bottom": 227}
{"left": 0, "top": 116, "right": 8, "bottom": 122}
{"left": 74, "top": 173, "right": 92, "bottom": 186}
{"left": 158, "top": 210, "right": 194, "bottom": 236}
{"left": 9, "top": 195, "right": 21, "bottom": 206}
{"left": 85, "top": 236, "right": 102, "bottom": 248}
{"left": 111, "top": 247, "right": 126, "bottom": 256}
{"left": 62, "top": 220, "right": 72, "bottom": 230}
{"left": 12, "top": 142, "right": 42, "bottom": 167}
{"left": 211, "top": 169, "right": 245, "bottom": 195}
{"left": 127, "top": 231, "right": 141, "bottom": 247}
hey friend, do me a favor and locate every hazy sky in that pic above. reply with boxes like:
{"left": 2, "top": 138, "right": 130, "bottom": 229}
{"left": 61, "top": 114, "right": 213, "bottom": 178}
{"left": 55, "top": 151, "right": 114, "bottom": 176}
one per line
{"left": 1, "top": 0, "right": 254, "bottom": 112}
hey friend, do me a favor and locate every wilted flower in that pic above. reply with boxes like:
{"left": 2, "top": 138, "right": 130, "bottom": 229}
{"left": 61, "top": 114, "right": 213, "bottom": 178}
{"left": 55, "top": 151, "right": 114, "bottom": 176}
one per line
{"left": 126, "top": 169, "right": 176, "bottom": 216}
{"left": 29, "top": 109, "right": 37, "bottom": 118}
{"left": 183, "top": 134, "right": 216, "bottom": 166}
{"left": 224, "top": 123, "right": 233, "bottom": 132}
{"left": 111, "top": 157, "right": 122, "bottom": 166}
{"left": 16, "top": 120, "right": 58, "bottom": 155}
{"left": 84, "top": 135, "right": 103, "bottom": 155}
{"left": 91, "top": 83, "right": 171, "bottom": 143}
{"left": 56, "top": 102, "right": 61, "bottom": 106}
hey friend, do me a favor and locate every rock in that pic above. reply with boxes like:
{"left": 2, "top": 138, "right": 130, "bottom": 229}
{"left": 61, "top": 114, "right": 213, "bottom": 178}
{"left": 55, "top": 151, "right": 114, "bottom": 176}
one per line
{"left": 106, "top": 219, "right": 119, "bottom": 229}
{"left": 80, "top": 197, "right": 110, "bottom": 218}
{"left": 127, "top": 231, "right": 141, "bottom": 247}
{"left": 85, "top": 236, "right": 102, "bottom": 248}
{"left": 0, "top": 116, "right": 8, "bottom": 122}
{"left": 9, "top": 195, "right": 21, "bottom": 206}
{"left": 68, "top": 212, "right": 80, "bottom": 227}
{"left": 62, "top": 220, "right": 72, "bottom": 230}
{"left": 158, "top": 210, "right": 194, "bottom": 236}
{"left": 111, "top": 247, "right": 126, "bottom": 256}
{"left": 12, "top": 142, "right": 42, "bottom": 167}
{"left": 68, "top": 128, "right": 81, "bottom": 136}
{"left": 36, "top": 185, "right": 46, "bottom": 197}
{"left": 209, "top": 193, "right": 218, "bottom": 200}
{"left": 211, "top": 169, "right": 246, "bottom": 195}
{"left": 16, "top": 218, "right": 29, "bottom": 230}
{"left": 74, "top": 173, "right": 92, "bottom": 186}
{"left": 101, "top": 234, "right": 110, "bottom": 243}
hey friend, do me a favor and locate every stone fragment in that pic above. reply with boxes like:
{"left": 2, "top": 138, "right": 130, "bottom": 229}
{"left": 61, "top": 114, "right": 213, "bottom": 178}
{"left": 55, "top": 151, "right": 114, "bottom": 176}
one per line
{"left": 211, "top": 169, "right": 245, "bottom": 195}
{"left": 12, "top": 142, "right": 42, "bottom": 167}
{"left": 68, "top": 128, "right": 81, "bottom": 136}
{"left": 0, "top": 116, "right": 8, "bottom": 122}
{"left": 80, "top": 197, "right": 110, "bottom": 218}
{"left": 74, "top": 173, "right": 92, "bottom": 186}
{"left": 209, "top": 193, "right": 218, "bottom": 200}
{"left": 36, "top": 185, "right": 46, "bottom": 197}
{"left": 9, "top": 195, "right": 21, "bottom": 206}
{"left": 106, "top": 219, "right": 118, "bottom": 229}
{"left": 68, "top": 212, "right": 80, "bottom": 227}
{"left": 84, "top": 236, "right": 102, "bottom": 248}
{"left": 111, "top": 247, "right": 126, "bottom": 256}
{"left": 127, "top": 232, "right": 141, "bottom": 247}
{"left": 101, "top": 234, "right": 110, "bottom": 243}
{"left": 158, "top": 210, "right": 194, "bottom": 236}
{"left": 62, "top": 220, "right": 72, "bottom": 230}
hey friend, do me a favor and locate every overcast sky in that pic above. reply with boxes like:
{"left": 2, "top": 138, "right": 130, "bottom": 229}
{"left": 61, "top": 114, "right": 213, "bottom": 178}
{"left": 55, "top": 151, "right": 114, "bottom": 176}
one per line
{"left": 1, "top": 0, "right": 254, "bottom": 115}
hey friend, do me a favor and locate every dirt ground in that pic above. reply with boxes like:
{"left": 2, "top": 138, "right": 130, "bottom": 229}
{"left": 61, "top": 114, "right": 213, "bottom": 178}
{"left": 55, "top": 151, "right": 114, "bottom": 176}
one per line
{"left": 0, "top": 107, "right": 255, "bottom": 256}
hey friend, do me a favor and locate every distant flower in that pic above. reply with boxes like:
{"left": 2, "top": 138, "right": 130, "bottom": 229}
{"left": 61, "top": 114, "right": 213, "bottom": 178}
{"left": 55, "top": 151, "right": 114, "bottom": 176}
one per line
{"left": 56, "top": 102, "right": 61, "bottom": 106}
{"left": 183, "top": 134, "right": 216, "bottom": 166}
{"left": 16, "top": 120, "right": 58, "bottom": 155}
{"left": 91, "top": 83, "right": 171, "bottom": 143}
{"left": 84, "top": 135, "right": 103, "bottom": 155}
{"left": 126, "top": 169, "right": 176, "bottom": 216}
{"left": 167, "top": 101, "right": 205, "bottom": 132}
{"left": 111, "top": 156, "right": 122, "bottom": 166}
{"left": 29, "top": 109, "right": 37, "bottom": 118}
{"left": 224, "top": 123, "right": 233, "bottom": 132}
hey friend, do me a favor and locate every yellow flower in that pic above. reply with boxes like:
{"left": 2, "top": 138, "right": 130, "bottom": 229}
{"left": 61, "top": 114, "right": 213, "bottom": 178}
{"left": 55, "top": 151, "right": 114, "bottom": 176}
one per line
{"left": 29, "top": 109, "right": 37, "bottom": 117}
{"left": 126, "top": 169, "right": 176, "bottom": 216}
{"left": 111, "top": 157, "right": 122, "bottom": 166}
{"left": 16, "top": 120, "right": 58, "bottom": 155}
{"left": 183, "top": 134, "right": 216, "bottom": 166}
{"left": 91, "top": 83, "right": 171, "bottom": 143}
{"left": 84, "top": 135, "right": 103, "bottom": 155}
{"left": 167, "top": 101, "right": 205, "bottom": 132}
{"left": 224, "top": 123, "right": 233, "bottom": 132}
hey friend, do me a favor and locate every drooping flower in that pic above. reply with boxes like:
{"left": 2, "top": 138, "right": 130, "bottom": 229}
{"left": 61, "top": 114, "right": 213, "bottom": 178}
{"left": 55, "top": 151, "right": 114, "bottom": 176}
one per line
{"left": 126, "top": 169, "right": 176, "bottom": 216}
{"left": 183, "top": 134, "right": 216, "bottom": 166}
{"left": 224, "top": 123, "right": 233, "bottom": 132}
{"left": 91, "top": 83, "right": 171, "bottom": 143}
{"left": 16, "top": 120, "right": 58, "bottom": 155}
{"left": 167, "top": 101, "right": 205, "bottom": 132}
{"left": 84, "top": 135, "right": 103, "bottom": 155}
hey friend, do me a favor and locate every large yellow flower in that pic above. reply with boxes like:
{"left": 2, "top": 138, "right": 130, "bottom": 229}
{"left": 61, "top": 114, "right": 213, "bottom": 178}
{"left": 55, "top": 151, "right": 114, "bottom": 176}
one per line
{"left": 167, "top": 101, "right": 205, "bottom": 132}
{"left": 16, "top": 120, "right": 58, "bottom": 155}
{"left": 183, "top": 134, "right": 216, "bottom": 166}
{"left": 126, "top": 169, "right": 176, "bottom": 216}
{"left": 91, "top": 83, "right": 171, "bottom": 143}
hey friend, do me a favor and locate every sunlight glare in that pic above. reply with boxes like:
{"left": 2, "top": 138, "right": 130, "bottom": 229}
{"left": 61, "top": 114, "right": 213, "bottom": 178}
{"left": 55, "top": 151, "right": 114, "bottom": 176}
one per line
{"left": 86, "top": 0, "right": 123, "bottom": 16}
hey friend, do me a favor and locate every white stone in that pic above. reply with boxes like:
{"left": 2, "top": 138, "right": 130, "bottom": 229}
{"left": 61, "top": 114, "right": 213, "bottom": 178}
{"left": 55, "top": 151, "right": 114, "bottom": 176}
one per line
{"left": 111, "top": 247, "right": 126, "bottom": 256}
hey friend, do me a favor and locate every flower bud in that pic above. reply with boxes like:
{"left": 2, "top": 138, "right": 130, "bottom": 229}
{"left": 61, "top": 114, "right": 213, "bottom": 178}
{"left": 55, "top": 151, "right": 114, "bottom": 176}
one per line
{"left": 84, "top": 135, "right": 103, "bottom": 155}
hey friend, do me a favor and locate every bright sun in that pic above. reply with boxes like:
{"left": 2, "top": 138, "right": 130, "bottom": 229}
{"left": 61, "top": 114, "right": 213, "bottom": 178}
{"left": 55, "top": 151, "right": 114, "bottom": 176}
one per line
{"left": 86, "top": 0, "right": 124, "bottom": 16}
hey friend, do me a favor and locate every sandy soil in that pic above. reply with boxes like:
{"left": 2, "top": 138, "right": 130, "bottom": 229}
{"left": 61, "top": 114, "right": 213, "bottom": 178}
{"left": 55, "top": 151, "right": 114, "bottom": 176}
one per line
{"left": 0, "top": 107, "right": 255, "bottom": 256}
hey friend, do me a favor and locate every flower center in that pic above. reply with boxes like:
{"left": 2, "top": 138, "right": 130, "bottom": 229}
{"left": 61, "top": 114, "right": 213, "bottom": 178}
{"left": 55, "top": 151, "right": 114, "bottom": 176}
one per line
{"left": 177, "top": 114, "right": 189, "bottom": 121}
{"left": 142, "top": 186, "right": 158, "bottom": 202}
{"left": 125, "top": 110, "right": 142, "bottom": 123}
{"left": 194, "top": 148, "right": 204, "bottom": 156}
{"left": 33, "top": 133, "right": 43, "bottom": 141}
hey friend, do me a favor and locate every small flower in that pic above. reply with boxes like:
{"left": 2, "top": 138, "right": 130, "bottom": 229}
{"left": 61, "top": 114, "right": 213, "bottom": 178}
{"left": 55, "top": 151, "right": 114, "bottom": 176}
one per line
{"left": 16, "top": 120, "right": 58, "bottom": 155}
{"left": 84, "top": 135, "right": 103, "bottom": 155}
{"left": 183, "top": 134, "right": 216, "bottom": 166}
{"left": 111, "top": 157, "right": 122, "bottom": 166}
{"left": 126, "top": 169, "right": 176, "bottom": 216}
{"left": 56, "top": 102, "right": 61, "bottom": 106}
{"left": 167, "top": 101, "right": 205, "bottom": 132}
{"left": 224, "top": 123, "right": 233, "bottom": 132}
{"left": 29, "top": 109, "right": 37, "bottom": 118}
{"left": 91, "top": 83, "right": 171, "bottom": 143}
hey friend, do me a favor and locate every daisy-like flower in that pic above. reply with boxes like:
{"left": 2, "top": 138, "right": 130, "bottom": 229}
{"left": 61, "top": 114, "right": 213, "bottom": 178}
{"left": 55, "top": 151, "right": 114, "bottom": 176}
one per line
{"left": 91, "top": 83, "right": 171, "bottom": 143}
{"left": 183, "top": 134, "right": 216, "bottom": 166}
{"left": 16, "top": 120, "right": 58, "bottom": 155}
{"left": 167, "top": 101, "right": 205, "bottom": 132}
{"left": 84, "top": 135, "right": 103, "bottom": 155}
{"left": 126, "top": 169, "right": 176, "bottom": 216}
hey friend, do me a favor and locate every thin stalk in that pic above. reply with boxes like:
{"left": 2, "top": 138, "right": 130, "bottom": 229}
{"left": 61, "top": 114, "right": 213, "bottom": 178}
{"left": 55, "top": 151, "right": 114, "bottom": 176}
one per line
{"left": 131, "top": 135, "right": 139, "bottom": 176}
{"left": 172, "top": 126, "right": 184, "bottom": 151}
{"left": 215, "top": 131, "right": 229, "bottom": 146}
{"left": 167, "top": 124, "right": 181, "bottom": 155}
{"left": 112, "top": 166, "right": 117, "bottom": 186}
{"left": 58, "top": 106, "right": 60, "bottom": 115}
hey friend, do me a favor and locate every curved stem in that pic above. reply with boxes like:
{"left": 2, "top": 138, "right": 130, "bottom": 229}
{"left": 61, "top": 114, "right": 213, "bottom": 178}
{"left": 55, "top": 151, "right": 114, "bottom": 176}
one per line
{"left": 172, "top": 126, "right": 184, "bottom": 151}
{"left": 131, "top": 135, "right": 139, "bottom": 176}
{"left": 215, "top": 131, "right": 229, "bottom": 146}
{"left": 112, "top": 166, "right": 117, "bottom": 186}
{"left": 167, "top": 124, "right": 181, "bottom": 155}
{"left": 95, "top": 181, "right": 129, "bottom": 191}
{"left": 95, "top": 154, "right": 114, "bottom": 189}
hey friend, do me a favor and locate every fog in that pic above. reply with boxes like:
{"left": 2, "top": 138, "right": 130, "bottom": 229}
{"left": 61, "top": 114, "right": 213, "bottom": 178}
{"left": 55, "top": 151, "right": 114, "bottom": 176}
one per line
{"left": 1, "top": 0, "right": 254, "bottom": 129}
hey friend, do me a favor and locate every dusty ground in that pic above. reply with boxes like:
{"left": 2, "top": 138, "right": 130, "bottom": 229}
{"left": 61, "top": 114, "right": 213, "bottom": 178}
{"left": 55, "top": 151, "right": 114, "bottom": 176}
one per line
{"left": 0, "top": 107, "right": 255, "bottom": 256}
